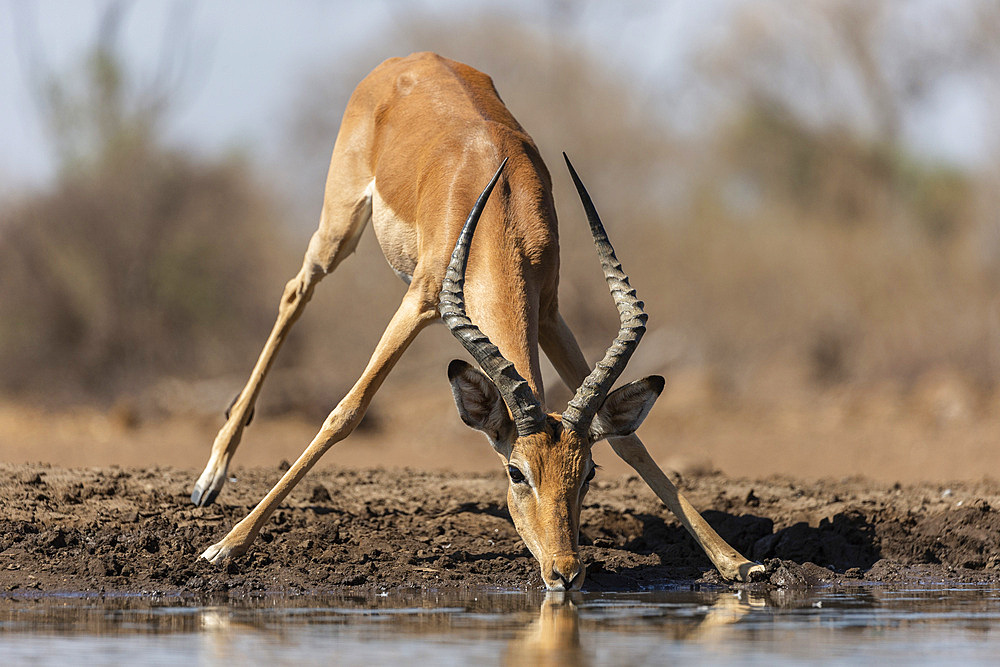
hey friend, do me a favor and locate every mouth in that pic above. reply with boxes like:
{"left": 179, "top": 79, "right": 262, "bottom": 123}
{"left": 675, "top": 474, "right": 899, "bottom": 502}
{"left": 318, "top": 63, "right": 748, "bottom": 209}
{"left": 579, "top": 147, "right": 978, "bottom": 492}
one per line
{"left": 543, "top": 560, "right": 586, "bottom": 591}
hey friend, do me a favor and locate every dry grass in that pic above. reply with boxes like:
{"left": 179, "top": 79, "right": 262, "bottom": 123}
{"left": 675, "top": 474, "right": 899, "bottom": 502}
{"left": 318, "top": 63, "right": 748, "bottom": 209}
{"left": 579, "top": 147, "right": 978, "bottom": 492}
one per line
{"left": 4, "top": 10, "right": 999, "bottom": 437}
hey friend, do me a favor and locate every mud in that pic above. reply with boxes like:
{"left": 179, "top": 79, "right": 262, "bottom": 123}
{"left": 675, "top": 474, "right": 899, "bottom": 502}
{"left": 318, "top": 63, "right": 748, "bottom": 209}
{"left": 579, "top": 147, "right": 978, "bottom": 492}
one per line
{"left": 1, "top": 462, "right": 998, "bottom": 595}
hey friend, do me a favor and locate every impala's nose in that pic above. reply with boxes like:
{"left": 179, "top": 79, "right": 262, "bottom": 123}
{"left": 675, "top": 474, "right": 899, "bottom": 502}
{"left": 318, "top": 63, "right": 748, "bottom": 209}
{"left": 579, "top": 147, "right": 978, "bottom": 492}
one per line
{"left": 548, "top": 555, "right": 584, "bottom": 591}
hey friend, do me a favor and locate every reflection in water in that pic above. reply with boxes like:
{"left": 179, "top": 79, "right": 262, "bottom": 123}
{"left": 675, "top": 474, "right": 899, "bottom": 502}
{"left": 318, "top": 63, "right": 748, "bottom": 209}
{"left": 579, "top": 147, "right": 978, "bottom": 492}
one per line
{"left": 504, "top": 594, "right": 586, "bottom": 666}
{"left": 686, "top": 590, "right": 759, "bottom": 640}
{"left": 1, "top": 585, "right": 1000, "bottom": 663}
{"left": 199, "top": 607, "right": 262, "bottom": 662}
{"left": 503, "top": 590, "right": 760, "bottom": 665}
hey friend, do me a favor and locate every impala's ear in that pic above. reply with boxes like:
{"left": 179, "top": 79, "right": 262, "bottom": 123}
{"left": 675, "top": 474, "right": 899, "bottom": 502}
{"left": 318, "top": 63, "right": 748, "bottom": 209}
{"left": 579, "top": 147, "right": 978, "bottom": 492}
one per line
{"left": 589, "top": 376, "right": 665, "bottom": 442}
{"left": 448, "top": 360, "right": 515, "bottom": 450}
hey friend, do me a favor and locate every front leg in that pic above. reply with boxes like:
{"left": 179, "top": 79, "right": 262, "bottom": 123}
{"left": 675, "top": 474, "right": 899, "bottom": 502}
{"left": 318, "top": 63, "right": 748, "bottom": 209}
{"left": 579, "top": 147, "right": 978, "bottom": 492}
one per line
{"left": 540, "top": 312, "right": 763, "bottom": 582}
{"left": 201, "top": 397, "right": 362, "bottom": 564}
{"left": 609, "top": 433, "right": 764, "bottom": 582}
{"left": 201, "top": 286, "right": 436, "bottom": 564}
{"left": 191, "top": 265, "right": 320, "bottom": 507}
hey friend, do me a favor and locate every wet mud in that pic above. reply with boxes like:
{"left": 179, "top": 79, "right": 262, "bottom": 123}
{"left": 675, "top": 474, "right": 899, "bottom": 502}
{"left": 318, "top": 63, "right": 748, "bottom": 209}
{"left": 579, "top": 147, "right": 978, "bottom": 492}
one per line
{"left": 1, "top": 462, "right": 998, "bottom": 595}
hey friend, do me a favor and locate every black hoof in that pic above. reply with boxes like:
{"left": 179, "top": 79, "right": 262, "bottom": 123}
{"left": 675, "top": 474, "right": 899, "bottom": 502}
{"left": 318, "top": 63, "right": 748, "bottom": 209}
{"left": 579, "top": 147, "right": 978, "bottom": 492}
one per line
{"left": 190, "top": 485, "right": 220, "bottom": 507}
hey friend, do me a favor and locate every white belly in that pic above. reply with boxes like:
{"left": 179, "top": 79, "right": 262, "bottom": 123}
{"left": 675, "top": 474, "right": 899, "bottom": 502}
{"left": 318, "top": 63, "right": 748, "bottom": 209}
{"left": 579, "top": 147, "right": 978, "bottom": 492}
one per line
{"left": 371, "top": 182, "right": 418, "bottom": 284}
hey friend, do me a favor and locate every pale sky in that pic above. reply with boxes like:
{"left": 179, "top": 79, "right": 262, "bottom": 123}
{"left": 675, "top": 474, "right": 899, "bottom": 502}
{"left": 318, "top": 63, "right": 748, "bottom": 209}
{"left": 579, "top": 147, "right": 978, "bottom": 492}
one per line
{"left": 0, "top": 0, "right": 993, "bottom": 196}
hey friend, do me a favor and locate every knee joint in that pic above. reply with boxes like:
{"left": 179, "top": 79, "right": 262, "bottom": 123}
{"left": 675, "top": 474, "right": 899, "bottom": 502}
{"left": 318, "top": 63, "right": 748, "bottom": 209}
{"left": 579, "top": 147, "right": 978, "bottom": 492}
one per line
{"left": 323, "top": 401, "right": 364, "bottom": 436}
{"left": 281, "top": 273, "right": 315, "bottom": 307}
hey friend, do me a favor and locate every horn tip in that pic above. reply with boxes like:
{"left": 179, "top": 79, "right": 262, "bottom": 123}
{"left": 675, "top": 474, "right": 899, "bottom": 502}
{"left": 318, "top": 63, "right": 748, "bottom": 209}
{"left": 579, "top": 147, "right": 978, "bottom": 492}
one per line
{"left": 563, "top": 152, "right": 577, "bottom": 175}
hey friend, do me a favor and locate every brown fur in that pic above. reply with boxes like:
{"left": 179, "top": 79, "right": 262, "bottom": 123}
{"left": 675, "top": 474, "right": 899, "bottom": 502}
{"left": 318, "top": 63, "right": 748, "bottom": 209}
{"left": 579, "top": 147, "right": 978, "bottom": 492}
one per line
{"left": 193, "top": 52, "right": 762, "bottom": 589}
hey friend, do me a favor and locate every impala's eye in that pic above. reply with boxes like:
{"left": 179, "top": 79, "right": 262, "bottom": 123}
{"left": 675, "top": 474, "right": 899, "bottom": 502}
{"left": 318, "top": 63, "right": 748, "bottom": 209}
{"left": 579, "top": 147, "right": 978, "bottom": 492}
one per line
{"left": 585, "top": 467, "right": 596, "bottom": 483}
{"left": 508, "top": 465, "right": 527, "bottom": 484}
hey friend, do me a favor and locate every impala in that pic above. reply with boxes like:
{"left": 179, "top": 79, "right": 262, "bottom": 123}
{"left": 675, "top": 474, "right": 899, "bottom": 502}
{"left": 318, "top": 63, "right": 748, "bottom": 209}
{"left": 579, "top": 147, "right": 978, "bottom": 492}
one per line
{"left": 193, "top": 52, "right": 763, "bottom": 589}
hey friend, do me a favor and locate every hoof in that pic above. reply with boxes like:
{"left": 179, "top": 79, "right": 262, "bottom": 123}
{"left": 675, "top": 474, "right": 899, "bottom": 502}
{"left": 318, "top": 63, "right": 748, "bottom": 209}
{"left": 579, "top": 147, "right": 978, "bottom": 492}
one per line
{"left": 201, "top": 542, "right": 232, "bottom": 565}
{"left": 739, "top": 562, "right": 767, "bottom": 583}
{"left": 191, "top": 461, "right": 229, "bottom": 507}
{"left": 190, "top": 483, "right": 221, "bottom": 508}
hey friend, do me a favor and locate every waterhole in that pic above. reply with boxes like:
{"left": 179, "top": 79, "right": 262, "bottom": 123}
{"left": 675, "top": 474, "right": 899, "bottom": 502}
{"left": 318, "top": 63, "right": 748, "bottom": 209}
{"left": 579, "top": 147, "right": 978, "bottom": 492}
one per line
{"left": 2, "top": 584, "right": 999, "bottom": 664}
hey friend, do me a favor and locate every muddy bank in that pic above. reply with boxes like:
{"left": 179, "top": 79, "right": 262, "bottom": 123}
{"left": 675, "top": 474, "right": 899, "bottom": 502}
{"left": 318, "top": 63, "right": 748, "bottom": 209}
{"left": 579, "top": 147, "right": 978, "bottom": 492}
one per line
{"left": 0, "top": 462, "right": 998, "bottom": 595}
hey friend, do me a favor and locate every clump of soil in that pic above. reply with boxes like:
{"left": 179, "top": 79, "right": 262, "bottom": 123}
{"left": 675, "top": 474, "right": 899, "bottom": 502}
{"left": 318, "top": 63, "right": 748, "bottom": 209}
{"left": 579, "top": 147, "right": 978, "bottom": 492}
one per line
{"left": 0, "top": 463, "right": 998, "bottom": 595}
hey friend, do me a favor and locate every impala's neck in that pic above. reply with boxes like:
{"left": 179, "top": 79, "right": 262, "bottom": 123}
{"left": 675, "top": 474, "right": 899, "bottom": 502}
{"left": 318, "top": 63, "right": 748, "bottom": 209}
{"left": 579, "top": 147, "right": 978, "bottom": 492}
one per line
{"left": 463, "top": 203, "right": 557, "bottom": 407}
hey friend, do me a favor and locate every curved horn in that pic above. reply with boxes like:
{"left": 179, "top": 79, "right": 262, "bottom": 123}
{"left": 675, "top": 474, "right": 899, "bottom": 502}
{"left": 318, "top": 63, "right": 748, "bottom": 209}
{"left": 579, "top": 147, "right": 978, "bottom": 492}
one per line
{"left": 439, "top": 158, "right": 546, "bottom": 436}
{"left": 561, "top": 153, "right": 648, "bottom": 435}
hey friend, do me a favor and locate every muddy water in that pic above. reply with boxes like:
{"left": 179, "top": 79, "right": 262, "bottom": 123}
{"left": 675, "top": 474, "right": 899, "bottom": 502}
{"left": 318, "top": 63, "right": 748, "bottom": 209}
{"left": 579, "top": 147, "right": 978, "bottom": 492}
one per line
{"left": 1, "top": 585, "right": 999, "bottom": 664}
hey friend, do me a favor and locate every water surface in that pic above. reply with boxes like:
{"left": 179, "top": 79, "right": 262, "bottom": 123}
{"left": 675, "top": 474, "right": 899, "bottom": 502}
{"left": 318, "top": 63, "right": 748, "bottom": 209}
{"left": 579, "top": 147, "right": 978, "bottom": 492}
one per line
{"left": 2, "top": 585, "right": 999, "bottom": 664}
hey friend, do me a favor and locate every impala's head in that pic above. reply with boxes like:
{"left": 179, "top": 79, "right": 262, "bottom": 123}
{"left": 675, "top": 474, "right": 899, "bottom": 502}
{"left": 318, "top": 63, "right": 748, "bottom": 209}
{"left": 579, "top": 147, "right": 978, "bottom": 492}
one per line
{"left": 439, "top": 156, "right": 664, "bottom": 591}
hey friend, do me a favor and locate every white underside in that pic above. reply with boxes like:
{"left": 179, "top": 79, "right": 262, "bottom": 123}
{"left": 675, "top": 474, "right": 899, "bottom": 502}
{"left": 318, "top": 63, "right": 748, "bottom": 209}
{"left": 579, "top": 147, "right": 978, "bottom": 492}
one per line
{"left": 371, "top": 180, "right": 417, "bottom": 284}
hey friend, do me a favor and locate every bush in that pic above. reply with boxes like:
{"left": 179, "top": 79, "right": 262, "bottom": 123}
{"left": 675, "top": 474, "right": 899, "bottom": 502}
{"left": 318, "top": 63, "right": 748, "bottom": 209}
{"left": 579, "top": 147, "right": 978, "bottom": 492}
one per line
{"left": 0, "top": 20, "right": 291, "bottom": 404}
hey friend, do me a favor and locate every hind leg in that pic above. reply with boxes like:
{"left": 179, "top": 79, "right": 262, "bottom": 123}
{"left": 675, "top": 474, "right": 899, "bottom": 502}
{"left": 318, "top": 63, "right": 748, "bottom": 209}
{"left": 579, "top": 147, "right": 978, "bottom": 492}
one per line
{"left": 191, "top": 163, "right": 375, "bottom": 506}
{"left": 540, "top": 312, "right": 764, "bottom": 582}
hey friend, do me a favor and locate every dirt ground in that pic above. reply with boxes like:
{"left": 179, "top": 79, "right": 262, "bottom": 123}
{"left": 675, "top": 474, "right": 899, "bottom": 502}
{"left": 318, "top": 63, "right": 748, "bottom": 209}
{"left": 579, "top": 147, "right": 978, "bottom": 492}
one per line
{"left": 3, "top": 358, "right": 1000, "bottom": 595}
{"left": 1, "top": 460, "right": 999, "bottom": 595}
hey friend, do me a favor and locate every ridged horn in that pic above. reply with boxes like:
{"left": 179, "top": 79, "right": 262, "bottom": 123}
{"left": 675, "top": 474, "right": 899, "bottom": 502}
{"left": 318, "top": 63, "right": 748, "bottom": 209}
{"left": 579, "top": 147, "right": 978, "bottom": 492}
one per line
{"left": 561, "top": 153, "right": 648, "bottom": 435}
{"left": 439, "top": 158, "right": 546, "bottom": 437}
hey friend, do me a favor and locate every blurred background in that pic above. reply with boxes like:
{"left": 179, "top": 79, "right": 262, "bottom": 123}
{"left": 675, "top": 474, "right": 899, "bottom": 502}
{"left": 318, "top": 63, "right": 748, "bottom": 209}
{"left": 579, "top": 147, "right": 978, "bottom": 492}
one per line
{"left": 2, "top": 0, "right": 1000, "bottom": 482}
